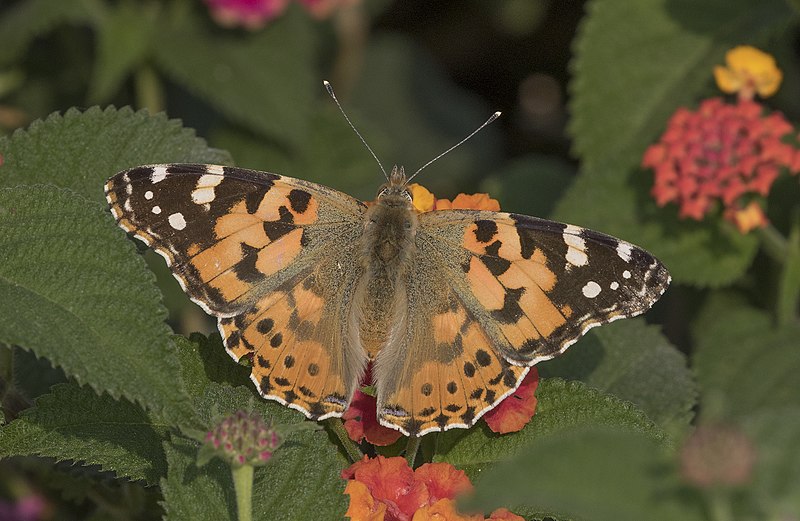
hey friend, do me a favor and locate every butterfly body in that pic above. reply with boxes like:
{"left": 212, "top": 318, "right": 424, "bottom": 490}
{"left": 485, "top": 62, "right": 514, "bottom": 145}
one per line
{"left": 106, "top": 163, "right": 670, "bottom": 437}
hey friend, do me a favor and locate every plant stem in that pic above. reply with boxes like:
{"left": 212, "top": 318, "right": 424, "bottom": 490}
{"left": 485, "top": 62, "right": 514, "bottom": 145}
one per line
{"left": 757, "top": 223, "right": 788, "bottom": 264}
{"left": 327, "top": 418, "right": 363, "bottom": 463}
{"left": 405, "top": 436, "right": 421, "bottom": 468}
{"left": 231, "top": 464, "right": 254, "bottom": 521}
{"left": 706, "top": 490, "right": 733, "bottom": 521}
{"left": 134, "top": 65, "right": 164, "bottom": 114}
{"left": 776, "top": 214, "right": 800, "bottom": 326}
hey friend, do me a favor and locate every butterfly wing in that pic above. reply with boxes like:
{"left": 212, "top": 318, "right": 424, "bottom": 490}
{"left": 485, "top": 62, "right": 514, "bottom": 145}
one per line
{"left": 374, "top": 210, "right": 670, "bottom": 436}
{"left": 105, "top": 164, "right": 369, "bottom": 419}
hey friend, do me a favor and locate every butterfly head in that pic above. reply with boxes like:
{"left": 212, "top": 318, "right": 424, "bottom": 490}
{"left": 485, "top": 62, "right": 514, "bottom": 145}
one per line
{"left": 376, "top": 165, "right": 412, "bottom": 206}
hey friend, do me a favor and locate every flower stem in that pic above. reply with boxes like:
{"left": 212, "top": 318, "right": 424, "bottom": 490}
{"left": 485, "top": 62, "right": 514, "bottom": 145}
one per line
{"left": 757, "top": 223, "right": 788, "bottom": 264}
{"left": 405, "top": 436, "right": 421, "bottom": 468}
{"left": 776, "top": 214, "right": 800, "bottom": 327}
{"left": 326, "top": 418, "right": 363, "bottom": 463}
{"left": 134, "top": 65, "right": 164, "bottom": 114}
{"left": 231, "top": 464, "right": 254, "bottom": 521}
{"left": 706, "top": 490, "right": 733, "bottom": 521}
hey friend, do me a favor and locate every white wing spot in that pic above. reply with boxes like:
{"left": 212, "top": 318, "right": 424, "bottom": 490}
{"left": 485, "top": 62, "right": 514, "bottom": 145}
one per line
{"left": 124, "top": 199, "right": 132, "bottom": 212}
{"left": 617, "top": 242, "right": 633, "bottom": 262}
{"left": 582, "top": 281, "right": 602, "bottom": 298}
{"left": 610, "top": 281, "right": 620, "bottom": 290}
{"left": 168, "top": 212, "right": 187, "bottom": 230}
{"left": 563, "top": 226, "right": 588, "bottom": 268}
{"left": 144, "top": 190, "right": 154, "bottom": 200}
{"left": 151, "top": 167, "right": 168, "bottom": 184}
{"left": 623, "top": 270, "right": 632, "bottom": 279}
{"left": 152, "top": 205, "right": 162, "bottom": 215}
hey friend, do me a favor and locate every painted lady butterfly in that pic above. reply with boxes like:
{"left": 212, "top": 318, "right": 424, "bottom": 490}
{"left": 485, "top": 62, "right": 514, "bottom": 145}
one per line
{"left": 105, "top": 162, "right": 670, "bottom": 437}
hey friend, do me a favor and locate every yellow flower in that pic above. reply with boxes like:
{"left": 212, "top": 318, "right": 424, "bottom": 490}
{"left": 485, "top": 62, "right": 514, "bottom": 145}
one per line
{"left": 409, "top": 183, "right": 435, "bottom": 213}
{"left": 713, "top": 46, "right": 782, "bottom": 99}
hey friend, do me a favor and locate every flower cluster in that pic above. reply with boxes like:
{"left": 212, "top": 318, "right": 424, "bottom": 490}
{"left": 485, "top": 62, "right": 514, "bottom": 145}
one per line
{"left": 409, "top": 184, "right": 501, "bottom": 213}
{"left": 642, "top": 46, "right": 800, "bottom": 233}
{"left": 643, "top": 97, "right": 800, "bottom": 231}
{"left": 200, "top": 410, "right": 281, "bottom": 467}
{"left": 680, "top": 424, "right": 756, "bottom": 488}
{"left": 343, "top": 455, "right": 523, "bottom": 521}
{"left": 204, "top": 0, "right": 357, "bottom": 29}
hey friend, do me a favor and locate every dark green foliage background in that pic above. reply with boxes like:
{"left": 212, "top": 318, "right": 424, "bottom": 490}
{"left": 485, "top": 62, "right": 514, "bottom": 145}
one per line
{"left": 0, "top": 0, "right": 799, "bottom": 520}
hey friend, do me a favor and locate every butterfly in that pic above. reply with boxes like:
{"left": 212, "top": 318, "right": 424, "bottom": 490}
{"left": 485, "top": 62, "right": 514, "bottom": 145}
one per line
{"left": 105, "top": 163, "right": 670, "bottom": 437}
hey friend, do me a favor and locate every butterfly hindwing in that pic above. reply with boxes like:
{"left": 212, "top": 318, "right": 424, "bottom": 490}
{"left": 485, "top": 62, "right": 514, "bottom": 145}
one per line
{"left": 105, "top": 164, "right": 369, "bottom": 419}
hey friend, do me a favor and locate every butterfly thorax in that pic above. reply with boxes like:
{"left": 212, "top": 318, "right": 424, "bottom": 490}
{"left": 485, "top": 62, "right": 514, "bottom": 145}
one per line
{"left": 354, "top": 166, "right": 418, "bottom": 359}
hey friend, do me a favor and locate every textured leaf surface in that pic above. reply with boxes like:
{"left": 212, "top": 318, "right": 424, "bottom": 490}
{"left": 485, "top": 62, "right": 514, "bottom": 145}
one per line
{"left": 539, "top": 319, "right": 696, "bottom": 436}
{"left": 162, "top": 384, "right": 348, "bottom": 521}
{"left": 0, "top": 383, "right": 167, "bottom": 484}
{"left": 556, "top": 0, "right": 788, "bottom": 286}
{"left": 435, "top": 379, "right": 665, "bottom": 479}
{"left": 0, "top": 186, "right": 190, "bottom": 421}
{"left": 692, "top": 294, "right": 800, "bottom": 417}
{"left": 153, "top": 8, "right": 315, "bottom": 148}
{"left": 0, "top": 106, "right": 231, "bottom": 202}
{"left": 466, "top": 428, "right": 703, "bottom": 521}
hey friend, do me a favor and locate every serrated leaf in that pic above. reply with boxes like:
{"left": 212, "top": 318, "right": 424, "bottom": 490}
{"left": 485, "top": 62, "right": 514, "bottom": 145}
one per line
{"left": 11, "top": 346, "right": 67, "bottom": 401}
{"left": 0, "top": 0, "right": 93, "bottom": 66}
{"left": 153, "top": 7, "right": 315, "bottom": 148}
{"left": 89, "top": 2, "right": 157, "bottom": 103}
{"left": 175, "top": 333, "right": 251, "bottom": 401}
{"left": 692, "top": 293, "right": 800, "bottom": 417}
{"left": 0, "top": 383, "right": 167, "bottom": 484}
{"left": 0, "top": 185, "right": 191, "bottom": 421}
{"left": 0, "top": 106, "right": 231, "bottom": 202}
{"left": 435, "top": 379, "right": 665, "bottom": 480}
{"left": 162, "top": 384, "right": 348, "bottom": 521}
{"left": 465, "top": 427, "right": 704, "bottom": 521}
{"left": 539, "top": 319, "right": 696, "bottom": 437}
{"left": 556, "top": 0, "right": 788, "bottom": 286}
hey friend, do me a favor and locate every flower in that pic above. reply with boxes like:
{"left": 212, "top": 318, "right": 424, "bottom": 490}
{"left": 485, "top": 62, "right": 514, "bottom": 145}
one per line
{"left": 642, "top": 97, "right": 800, "bottom": 231}
{"left": 724, "top": 200, "right": 768, "bottom": 234}
{"left": 199, "top": 410, "right": 281, "bottom": 467}
{"left": 343, "top": 389, "right": 404, "bottom": 446}
{"left": 204, "top": 0, "right": 289, "bottom": 29}
{"left": 680, "top": 424, "right": 757, "bottom": 488}
{"left": 483, "top": 367, "right": 539, "bottom": 434}
{"left": 0, "top": 495, "right": 46, "bottom": 521}
{"left": 409, "top": 184, "right": 501, "bottom": 213}
{"left": 714, "top": 46, "right": 782, "bottom": 100}
{"left": 343, "top": 456, "right": 524, "bottom": 521}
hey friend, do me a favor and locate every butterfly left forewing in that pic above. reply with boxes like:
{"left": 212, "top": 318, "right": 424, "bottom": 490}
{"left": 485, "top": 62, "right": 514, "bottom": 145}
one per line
{"left": 106, "top": 164, "right": 369, "bottom": 420}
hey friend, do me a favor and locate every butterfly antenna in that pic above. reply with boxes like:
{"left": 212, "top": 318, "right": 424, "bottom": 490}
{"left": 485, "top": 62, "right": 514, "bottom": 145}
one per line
{"left": 324, "top": 80, "right": 389, "bottom": 181}
{"left": 406, "top": 111, "right": 501, "bottom": 184}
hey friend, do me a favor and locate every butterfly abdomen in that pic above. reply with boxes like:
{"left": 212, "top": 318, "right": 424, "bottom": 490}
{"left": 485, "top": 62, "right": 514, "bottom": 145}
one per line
{"left": 353, "top": 194, "right": 418, "bottom": 359}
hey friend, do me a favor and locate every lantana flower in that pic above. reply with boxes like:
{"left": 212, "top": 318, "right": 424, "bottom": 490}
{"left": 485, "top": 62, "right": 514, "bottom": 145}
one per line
{"left": 342, "top": 456, "right": 524, "bottom": 521}
{"left": 713, "top": 46, "right": 782, "bottom": 100}
{"left": 204, "top": 0, "right": 289, "bottom": 29}
{"left": 642, "top": 97, "right": 800, "bottom": 233}
{"left": 343, "top": 388, "right": 404, "bottom": 447}
{"left": 199, "top": 410, "right": 281, "bottom": 467}
{"left": 483, "top": 368, "right": 539, "bottom": 434}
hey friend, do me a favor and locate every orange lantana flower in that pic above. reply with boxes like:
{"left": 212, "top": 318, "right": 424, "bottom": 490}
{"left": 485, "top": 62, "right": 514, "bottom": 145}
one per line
{"left": 713, "top": 46, "right": 782, "bottom": 100}
{"left": 483, "top": 368, "right": 539, "bottom": 434}
{"left": 409, "top": 184, "right": 500, "bottom": 213}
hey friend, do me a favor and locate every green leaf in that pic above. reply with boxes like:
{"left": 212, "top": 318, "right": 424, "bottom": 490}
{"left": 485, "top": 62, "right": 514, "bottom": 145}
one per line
{"left": 692, "top": 293, "right": 800, "bottom": 418}
{"left": 539, "top": 319, "right": 697, "bottom": 437}
{"left": 162, "top": 384, "right": 348, "bottom": 521}
{"left": 175, "top": 333, "right": 251, "bottom": 402}
{"left": 153, "top": 7, "right": 316, "bottom": 148}
{"left": 481, "top": 154, "right": 576, "bottom": 219}
{"left": 10, "top": 346, "right": 67, "bottom": 401}
{"left": 0, "top": 383, "right": 167, "bottom": 484}
{"left": 556, "top": 0, "right": 789, "bottom": 286}
{"left": 435, "top": 378, "right": 665, "bottom": 480}
{"left": 89, "top": 2, "right": 157, "bottom": 103}
{"left": 0, "top": 106, "right": 232, "bottom": 202}
{"left": 742, "top": 408, "right": 800, "bottom": 518}
{"left": 0, "top": 185, "right": 191, "bottom": 421}
{"left": 466, "top": 427, "right": 704, "bottom": 521}
{"left": 0, "top": 0, "right": 93, "bottom": 66}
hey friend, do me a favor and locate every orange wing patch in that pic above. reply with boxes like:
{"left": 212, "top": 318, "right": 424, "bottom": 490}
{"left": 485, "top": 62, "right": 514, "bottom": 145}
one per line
{"left": 219, "top": 273, "right": 351, "bottom": 420}
{"left": 378, "top": 296, "right": 527, "bottom": 436}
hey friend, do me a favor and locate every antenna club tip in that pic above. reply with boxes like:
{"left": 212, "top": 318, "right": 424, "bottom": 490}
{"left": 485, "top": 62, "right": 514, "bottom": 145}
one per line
{"left": 493, "top": 111, "right": 502, "bottom": 117}
{"left": 323, "top": 80, "right": 330, "bottom": 86}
